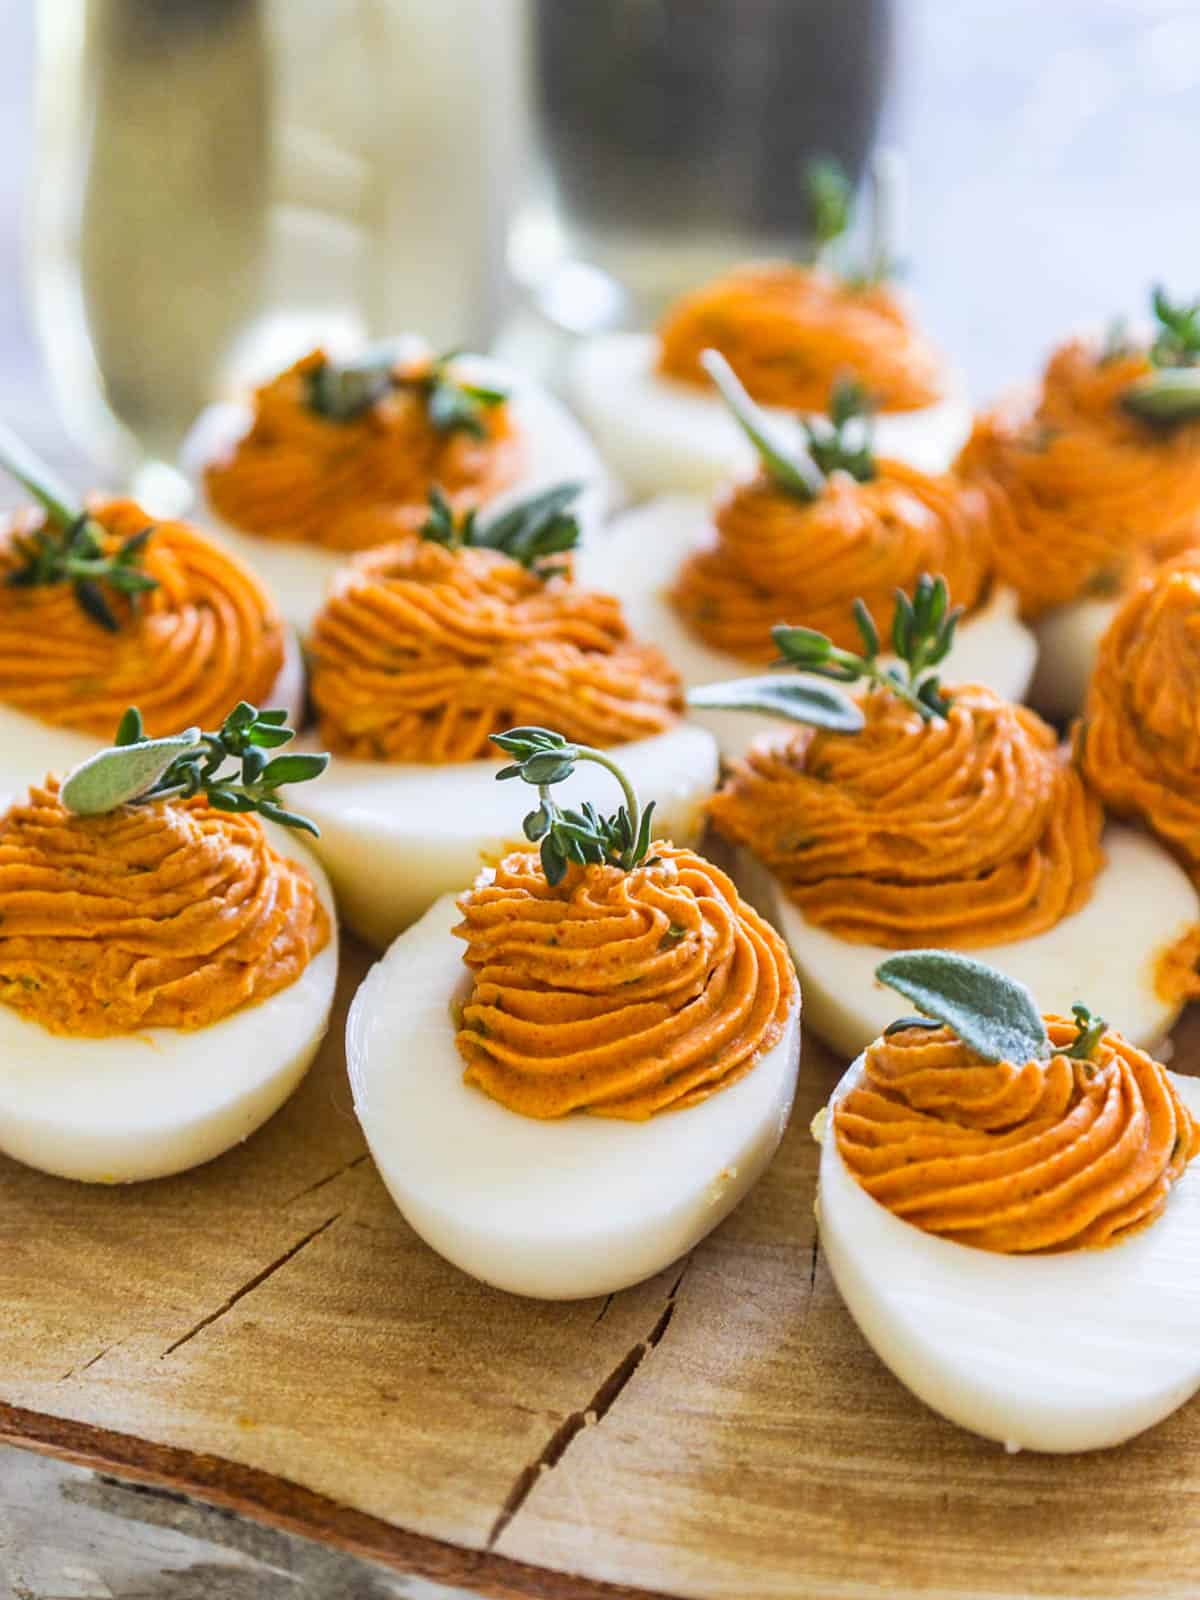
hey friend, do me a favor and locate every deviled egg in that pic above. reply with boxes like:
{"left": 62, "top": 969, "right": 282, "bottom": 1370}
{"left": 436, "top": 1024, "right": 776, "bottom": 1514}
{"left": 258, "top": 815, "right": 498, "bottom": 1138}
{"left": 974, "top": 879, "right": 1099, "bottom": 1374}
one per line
{"left": 702, "top": 585, "right": 1200, "bottom": 1058}
{"left": 1085, "top": 549, "right": 1200, "bottom": 902}
{"left": 0, "top": 703, "right": 337, "bottom": 1183}
{"left": 578, "top": 356, "right": 1033, "bottom": 758}
{"left": 569, "top": 152, "right": 969, "bottom": 498}
{"left": 184, "top": 340, "right": 609, "bottom": 630}
{"left": 347, "top": 727, "right": 800, "bottom": 1300}
{"left": 0, "top": 425, "right": 303, "bottom": 789}
{"left": 297, "top": 484, "right": 718, "bottom": 948}
{"left": 959, "top": 285, "right": 1200, "bottom": 718}
{"left": 817, "top": 950, "right": 1200, "bottom": 1452}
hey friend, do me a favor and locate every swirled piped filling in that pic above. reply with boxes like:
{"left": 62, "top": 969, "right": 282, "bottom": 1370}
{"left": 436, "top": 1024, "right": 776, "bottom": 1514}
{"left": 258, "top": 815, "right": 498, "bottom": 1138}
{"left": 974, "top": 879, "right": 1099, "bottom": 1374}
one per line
{"left": 307, "top": 538, "right": 682, "bottom": 762}
{"left": 657, "top": 265, "right": 945, "bottom": 414}
{"left": 0, "top": 780, "right": 329, "bottom": 1036}
{"left": 836, "top": 1017, "right": 1198, "bottom": 1252}
{"left": 670, "top": 460, "right": 989, "bottom": 663}
{"left": 0, "top": 499, "right": 286, "bottom": 737}
{"left": 708, "top": 683, "right": 1103, "bottom": 948}
{"left": 453, "top": 845, "right": 795, "bottom": 1119}
{"left": 959, "top": 340, "right": 1200, "bottom": 616}
{"left": 204, "top": 350, "right": 524, "bottom": 551}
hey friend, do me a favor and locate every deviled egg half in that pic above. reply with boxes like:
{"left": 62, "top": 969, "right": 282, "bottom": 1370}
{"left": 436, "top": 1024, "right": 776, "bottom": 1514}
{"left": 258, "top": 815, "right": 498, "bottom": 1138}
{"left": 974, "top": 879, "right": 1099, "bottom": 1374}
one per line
{"left": 184, "top": 339, "right": 609, "bottom": 630}
{"left": 296, "top": 483, "right": 718, "bottom": 949}
{"left": 959, "top": 284, "right": 1200, "bottom": 718}
{"left": 700, "top": 581, "right": 1200, "bottom": 1059}
{"left": 569, "top": 152, "right": 970, "bottom": 499}
{"left": 0, "top": 702, "right": 337, "bottom": 1183}
{"left": 347, "top": 727, "right": 800, "bottom": 1300}
{"left": 817, "top": 950, "right": 1200, "bottom": 1452}
{"left": 0, "top": 425, "right": 304, "bottom": 789}
{"left": 579, "top": 354, "right": 1033, "bottom": 759}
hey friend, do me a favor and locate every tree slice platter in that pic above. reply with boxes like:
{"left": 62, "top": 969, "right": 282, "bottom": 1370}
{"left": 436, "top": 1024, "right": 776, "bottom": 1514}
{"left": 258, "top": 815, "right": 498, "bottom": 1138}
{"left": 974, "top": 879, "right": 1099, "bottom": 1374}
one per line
{"left": 3, "top": 937, "right": 1199, "bottom": 1600}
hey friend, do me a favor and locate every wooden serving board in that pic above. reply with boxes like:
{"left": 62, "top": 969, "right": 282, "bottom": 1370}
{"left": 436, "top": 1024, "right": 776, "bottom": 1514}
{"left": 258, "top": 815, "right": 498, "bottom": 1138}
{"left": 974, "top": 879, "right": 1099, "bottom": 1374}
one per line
{"left": 3, "top": 938, "right": 1200, "bottom": 1600}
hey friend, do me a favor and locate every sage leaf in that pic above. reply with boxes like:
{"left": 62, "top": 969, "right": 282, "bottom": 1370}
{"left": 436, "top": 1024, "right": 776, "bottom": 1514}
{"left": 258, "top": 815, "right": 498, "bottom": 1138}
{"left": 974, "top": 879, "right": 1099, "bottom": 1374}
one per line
{"left": 875, "top": 949, "right": 1050, "bottom": 1065}
{"left": 701, "top": 350, "right": 825, "bottom": 501}
{"left": 688, "top": 676, "right": 865, "bottom": 732}
{"left": 1121, "top": 368, "right": 1200, "bottom": 425}
{"left": 61, "top": 729, "right": 202, "bottom": 816}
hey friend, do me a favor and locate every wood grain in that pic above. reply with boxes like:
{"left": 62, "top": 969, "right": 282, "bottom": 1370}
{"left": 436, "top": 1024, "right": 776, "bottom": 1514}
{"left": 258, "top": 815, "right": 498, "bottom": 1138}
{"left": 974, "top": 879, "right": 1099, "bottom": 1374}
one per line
{"left": 2, "top": 937, "right": 1199, "bottom": 1600}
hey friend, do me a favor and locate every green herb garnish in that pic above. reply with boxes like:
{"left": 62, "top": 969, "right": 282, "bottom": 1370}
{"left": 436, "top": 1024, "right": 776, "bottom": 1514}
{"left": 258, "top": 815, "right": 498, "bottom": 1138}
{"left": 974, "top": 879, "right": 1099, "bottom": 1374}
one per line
{"left": 701, "top": 349, "right": 824, "bottom": 500}
{"left": 305, "top": 344, "right": 508, "bottom": 437}
{"left": 490, "top": 726, "right": 657, "bottom": 887}
{"left": 805, "top": 148, "right": 903, "bottom": 285}
{"left": 690, "top": 575, "right": 959, "bottom": 731}
{"left": 703, "top": 352, "right": 876, "bottom": 496}
{"left": 1148, "top": 286, "right": 1200, "bottom": 370}
{"left": 774, "top": 575, "right": 958, "bottom": 721}
{"left": 806, "top": 156, "right": 854, "bottom": 269}
{"left": 0, "top": 420, "right": 158, "bottom": 633}
{"left": 1120, "top": 287, "right": 1200, "bottom": 426}
{"left": 801, "top": 377, "right": 876, "bottom": 483}
{"left": 60, "top": 702, "right": 328, "bottom": 836}
{"left": 421, "top": 481, "right": 581, "bottom": 574}
{"left": 875, "top": 950, "right": 1051, "bottom": 1065}
{"left": 1065, "top": 1002, "right": 1107, "bottom": 1062}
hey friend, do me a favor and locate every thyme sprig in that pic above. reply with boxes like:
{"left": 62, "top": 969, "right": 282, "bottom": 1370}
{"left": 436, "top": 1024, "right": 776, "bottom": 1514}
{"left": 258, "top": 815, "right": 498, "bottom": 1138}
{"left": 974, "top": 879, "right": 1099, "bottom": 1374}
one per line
{"left": 1065, "top": 1003, "right": 1107, "bottom": 1063}
{"left": 774, "top": 575, "right": 958, "bottom": 721}
{"left": 306, "top": 344, "right": 507, "bottom": 437}
{"left": 802, "top": 377, "right": 876, "bottom": 483}
{"left": 60, "top": 702, "right": 328, "bottom": 836}
{"left": 689, "top": 577, "right": 958, "bottom": 730}
{"left": 421, "top": 481, "right": 581, "bottom": 574}
{"left": 805, "top": 149, "right": 903, "bottom": 285}
{"left": 0, "top": 420, "right": 158, "bottom": 632}
{"left": 1149, "top": 286, "right": 1200, "bottom": 369}
{"left": 491, "top": 726, "right": 656, "bottom": 887}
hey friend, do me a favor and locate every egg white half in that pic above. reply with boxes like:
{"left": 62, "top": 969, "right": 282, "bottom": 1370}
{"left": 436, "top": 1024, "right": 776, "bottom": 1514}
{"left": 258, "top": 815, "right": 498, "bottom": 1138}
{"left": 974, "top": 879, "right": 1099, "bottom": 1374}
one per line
{"left": 346, "top": 891, "right": 801, "bottom": 1300}
{"left": 568, "top": 332, "right": 972, "bottom": 501}
{"left": 579, "top": 495, "right": 1037, "bottom": 760}
{"left": 0, "top": 628, "right": 306, "bottom": 793}
{"left": 1028, "top": 596, "right": 1118, "bottom": 720}
{"left": 735, "top": 825, "right": 1199, "bottom": 1061}
{"left": 297, "top": 724, "right": 719, "bottom": 949}
{"left": 0, "top": 821, "right": 337, "bottom": 1184}
{"left": 181, "top": 351, "right": 611, "bottom": 631}
{"left": 818, "top": 1056, "right": 1200, "bottom": 1452}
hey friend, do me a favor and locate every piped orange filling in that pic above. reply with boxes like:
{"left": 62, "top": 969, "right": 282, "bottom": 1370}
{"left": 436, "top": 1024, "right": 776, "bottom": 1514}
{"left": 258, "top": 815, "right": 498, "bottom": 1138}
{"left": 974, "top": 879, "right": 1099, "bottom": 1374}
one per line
{"left": 453, "top": 845, "right": 795, "bottom": 1119}
{"left": 958, "top": 340, "right": 1200, "bottom": 616}
{"left": 204, "top": 350, "right": 524, "bottom": 551}
{"left": 836, "top": 1018, "right": 1197, "bottom": 1252}
{"left": 0, "top": 781, "right": 329, "bottom": 1037}
{"left": 670, "top": 460, "right": 989, "bottom": 662}
{"left": 707, "top": 684, "right": 1103, "bottom": 948}
{"left": 307, "top": 538, "right": 682, "bottom": 763}
{"left": 656, "top": 264, "right": 945, "bottom": 413}
{"left": 0, "top": 499, "right": 286, "bottom": 738}
{"left": 1086, "top": 551, "right": 1200, "bottom": 899}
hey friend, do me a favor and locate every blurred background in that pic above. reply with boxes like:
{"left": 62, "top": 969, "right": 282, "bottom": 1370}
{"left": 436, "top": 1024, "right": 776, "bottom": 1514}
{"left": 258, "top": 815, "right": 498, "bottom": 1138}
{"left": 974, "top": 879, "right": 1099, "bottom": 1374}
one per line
{"left": 2, "top": 0, "right": 1199, "bottom": 489}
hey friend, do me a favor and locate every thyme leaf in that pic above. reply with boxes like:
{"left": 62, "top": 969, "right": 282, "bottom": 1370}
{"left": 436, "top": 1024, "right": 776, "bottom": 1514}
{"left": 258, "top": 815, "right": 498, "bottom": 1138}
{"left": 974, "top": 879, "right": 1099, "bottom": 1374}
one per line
{"left": 1065, "top": 1003, "right": 1107, "bottom": 1062}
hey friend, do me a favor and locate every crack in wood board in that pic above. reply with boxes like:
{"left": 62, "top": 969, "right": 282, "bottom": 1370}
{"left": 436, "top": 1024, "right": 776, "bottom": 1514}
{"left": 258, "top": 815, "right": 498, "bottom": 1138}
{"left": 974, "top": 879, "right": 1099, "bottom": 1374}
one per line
{"left": 0, "top": 1404, "right": 686, "bottom": 1600}
{"left": 160, "top": 1214, "right": 341, "bottom": 1358}
{"left": 281, "top": 1153, "right": 369, "bottom": 1207}
{"left": 487, "top": 1259, "right": 693, "bottom": 1553}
